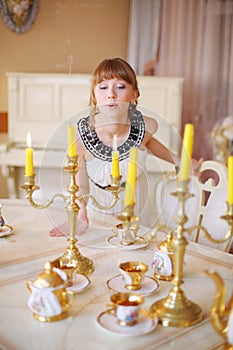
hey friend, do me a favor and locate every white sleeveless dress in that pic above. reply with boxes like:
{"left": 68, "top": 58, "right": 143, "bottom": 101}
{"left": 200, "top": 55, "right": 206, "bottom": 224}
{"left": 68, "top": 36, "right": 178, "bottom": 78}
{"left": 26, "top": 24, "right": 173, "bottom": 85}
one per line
{"left": 85, "top": 149, "right": 149, "bottom": 228}
{"left": 77, "top": 107, "right": 150, "bottom": 229}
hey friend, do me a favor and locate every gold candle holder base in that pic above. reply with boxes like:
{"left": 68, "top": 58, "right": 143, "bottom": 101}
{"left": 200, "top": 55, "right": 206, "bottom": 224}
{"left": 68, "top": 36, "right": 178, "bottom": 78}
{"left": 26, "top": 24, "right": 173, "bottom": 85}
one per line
{"left": 51, "top": 237, "right": 94, "bottom": 278}
{"left": 150, "top": 289, "right": 203, "bottom": 327}
{"left": 116, "top": 203, "right": 139, "bottom": 223}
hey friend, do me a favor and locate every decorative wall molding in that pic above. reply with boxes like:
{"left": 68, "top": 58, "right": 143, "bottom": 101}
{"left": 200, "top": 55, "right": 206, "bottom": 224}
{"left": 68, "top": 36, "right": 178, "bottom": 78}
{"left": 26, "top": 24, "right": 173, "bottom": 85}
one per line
{"left": 0, "top": 0, "right": 39, "bottom": 34}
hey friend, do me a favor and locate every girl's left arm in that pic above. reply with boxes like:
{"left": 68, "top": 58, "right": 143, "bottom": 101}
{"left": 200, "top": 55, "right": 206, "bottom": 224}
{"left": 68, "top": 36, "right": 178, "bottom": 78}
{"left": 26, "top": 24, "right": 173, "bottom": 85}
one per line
{"left": 146, "top": 136, "right": 178, "bottom": 165}
{"left": 143, "top": 116, "right": 203, "bottom": 173}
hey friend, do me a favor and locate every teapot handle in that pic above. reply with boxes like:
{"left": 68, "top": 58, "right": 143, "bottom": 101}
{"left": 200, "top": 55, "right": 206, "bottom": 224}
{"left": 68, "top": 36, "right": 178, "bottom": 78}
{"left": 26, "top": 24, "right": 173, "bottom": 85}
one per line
{"left": 26, "top": 280, "right": 32, "bottom": 293}
{"left": 62, "top": 290, "right": 74, "bottom": 308}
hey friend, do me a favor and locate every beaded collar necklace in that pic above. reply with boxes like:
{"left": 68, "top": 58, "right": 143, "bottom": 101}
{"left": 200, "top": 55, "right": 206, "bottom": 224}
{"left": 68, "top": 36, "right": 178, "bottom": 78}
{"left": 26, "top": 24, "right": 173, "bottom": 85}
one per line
{"left": 77, "top": 107, "right": 145, "bottom": 162}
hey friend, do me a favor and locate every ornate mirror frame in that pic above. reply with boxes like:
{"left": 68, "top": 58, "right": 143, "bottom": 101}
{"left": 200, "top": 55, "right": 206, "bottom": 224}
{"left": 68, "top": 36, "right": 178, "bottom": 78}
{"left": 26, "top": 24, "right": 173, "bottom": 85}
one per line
{"left": 0, "top": 0, "right": 39, "bottom": 34}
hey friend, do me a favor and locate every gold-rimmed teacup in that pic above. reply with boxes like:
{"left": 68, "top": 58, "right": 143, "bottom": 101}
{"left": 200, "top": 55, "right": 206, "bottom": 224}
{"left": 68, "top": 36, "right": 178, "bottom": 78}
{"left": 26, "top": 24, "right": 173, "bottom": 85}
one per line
{"left": 105, "top": 292, "right": 144, "bottom": 326}
{"left": 119, "top": 261, "right": 148, "bottom": 291}
{"left": 50, "top": 259, "right": 78, "bottom": 287}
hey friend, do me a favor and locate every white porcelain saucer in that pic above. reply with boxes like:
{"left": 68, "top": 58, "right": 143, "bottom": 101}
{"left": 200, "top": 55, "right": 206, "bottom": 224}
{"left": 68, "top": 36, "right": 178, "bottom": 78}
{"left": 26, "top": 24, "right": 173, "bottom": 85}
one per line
{"left": 106, "top": 235, "right": 148, "bottom": 250}
{"left": 67, "top": 273, "right": 91, "bottom": 294}
{"left": 96, "top": 310, "right": 158, "bottom": 336}
{"left": 106, "top": 274, "right": 159, "bottom": 297}
{"left": 0, "top": 225, "right": 13, "bottom": 238}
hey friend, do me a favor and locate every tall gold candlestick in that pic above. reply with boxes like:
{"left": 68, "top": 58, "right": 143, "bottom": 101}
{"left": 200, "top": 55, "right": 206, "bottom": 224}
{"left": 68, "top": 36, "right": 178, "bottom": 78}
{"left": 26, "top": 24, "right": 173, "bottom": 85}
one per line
{"left": 52, "top": 155, "right": 94, "bottom": 275}
{"left": 150, "top": 180, "right": 203, "bottom": 327}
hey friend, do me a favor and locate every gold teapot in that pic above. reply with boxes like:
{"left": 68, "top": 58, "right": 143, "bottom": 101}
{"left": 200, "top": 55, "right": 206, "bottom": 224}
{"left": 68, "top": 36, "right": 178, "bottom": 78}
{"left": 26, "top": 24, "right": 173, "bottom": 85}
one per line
{"left": 205, "top": 270, "right": 233, "bottom": 349}
{"left": 26, "top": 261, "right": 74, "bottom": 322}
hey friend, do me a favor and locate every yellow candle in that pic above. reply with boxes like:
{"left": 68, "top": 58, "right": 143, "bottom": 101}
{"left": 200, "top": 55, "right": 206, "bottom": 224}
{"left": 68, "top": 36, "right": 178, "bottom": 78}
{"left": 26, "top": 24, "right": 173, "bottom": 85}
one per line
{"left": 124, "top": 179, "right": 136, "bottom": 206}
{"left": 228, "top": 156, "right": 233, "bottom": 204}
{"left": 127, "top": 148, "right": 138, "bottom": 182}
{"left": 68, "top": 125, "right": 77, "bottom": 156}
{"left": 178, "top": 123, "right": 194, "bottom": 181}
{"left": 25, "top": 131, "right": 34, "bottom": 176}
{"left": 112, "top": 150, "right": 120, "bottom": 178}
{"left": 123, "top": 148, "right": 138, "bottom": 206}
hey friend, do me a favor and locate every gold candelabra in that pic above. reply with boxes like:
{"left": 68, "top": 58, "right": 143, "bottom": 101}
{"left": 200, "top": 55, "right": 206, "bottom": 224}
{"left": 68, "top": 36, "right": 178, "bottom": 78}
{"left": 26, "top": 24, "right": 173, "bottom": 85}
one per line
{"left": 151, "top": 177, "right": 233, "bottom": 327}
{"left": 150, "top": 180, "right": 203, "bottom": 327}
{"left": 21, "top": 154, "right": 123, "bottom": 277}
{"left": 153, "top": 187, "right": 233, "bottom": 282}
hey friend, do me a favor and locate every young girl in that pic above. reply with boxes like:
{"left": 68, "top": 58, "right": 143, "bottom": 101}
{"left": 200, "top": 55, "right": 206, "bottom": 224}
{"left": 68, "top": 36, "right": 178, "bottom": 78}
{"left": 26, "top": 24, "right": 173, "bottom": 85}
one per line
{"left": 50, "top": 57, "right": 202, "bottom": 236}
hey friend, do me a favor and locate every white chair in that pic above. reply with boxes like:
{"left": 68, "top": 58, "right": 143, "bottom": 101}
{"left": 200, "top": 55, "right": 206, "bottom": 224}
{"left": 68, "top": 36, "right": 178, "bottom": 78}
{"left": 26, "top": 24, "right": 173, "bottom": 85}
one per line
{"left": 155, "top": 160, "right": 232, "bottom": 252}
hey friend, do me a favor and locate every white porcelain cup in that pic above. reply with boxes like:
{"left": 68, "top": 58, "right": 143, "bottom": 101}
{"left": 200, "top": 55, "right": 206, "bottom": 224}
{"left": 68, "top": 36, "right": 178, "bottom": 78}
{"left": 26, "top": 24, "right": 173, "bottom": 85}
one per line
{"left": 111, "top": 223, "right": 139, "bottom": 245}
{"left": 152, "top": 248, "right": 174, "bottom": 280}
{"left": 105, "top": 292, "right": 144, "bottom": 326}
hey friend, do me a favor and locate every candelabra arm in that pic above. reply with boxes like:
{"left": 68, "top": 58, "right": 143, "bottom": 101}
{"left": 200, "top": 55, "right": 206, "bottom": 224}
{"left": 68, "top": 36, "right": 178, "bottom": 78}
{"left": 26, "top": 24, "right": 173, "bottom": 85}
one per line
{"left": 81, "top": 192, "right": 119, "bottom": 211}
{"left": 186, "top": 225, "right": 233, "bottom": 244}
{"left": 185, "top": 202, "right": 233, "bottom": 252}
{"left": 20, "top": 174, "right": 68, "bottom": 209}
{"left": 80, "top": 175, "right": 123, "bottom": 211}
{"left": 28, "top": 192, "right": 68, "bottom": 209}
{"left": 145, "top": 224, "right": 174, "bottom": 243}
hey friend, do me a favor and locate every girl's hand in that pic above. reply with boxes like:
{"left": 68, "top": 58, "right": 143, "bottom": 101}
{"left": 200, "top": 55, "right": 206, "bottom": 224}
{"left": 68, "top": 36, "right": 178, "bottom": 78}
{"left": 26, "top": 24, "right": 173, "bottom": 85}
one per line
{"left": 191, "top": 157, "right": 203, "bottom": 176}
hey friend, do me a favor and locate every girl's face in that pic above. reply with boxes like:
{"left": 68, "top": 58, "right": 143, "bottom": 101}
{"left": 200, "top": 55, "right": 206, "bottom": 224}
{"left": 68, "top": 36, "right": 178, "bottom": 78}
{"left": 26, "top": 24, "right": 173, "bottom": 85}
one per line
{"left": 94, "top": 78, "right": 137, "bottom": 106}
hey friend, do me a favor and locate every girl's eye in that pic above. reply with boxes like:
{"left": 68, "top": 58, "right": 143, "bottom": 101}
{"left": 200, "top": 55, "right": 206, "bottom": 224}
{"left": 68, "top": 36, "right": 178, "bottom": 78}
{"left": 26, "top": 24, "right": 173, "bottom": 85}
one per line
{"left": 99, "top": 85, "right": 107, "bottom": 90}
{"left": 117, "top": 85, "right": 126, "bottom": 89}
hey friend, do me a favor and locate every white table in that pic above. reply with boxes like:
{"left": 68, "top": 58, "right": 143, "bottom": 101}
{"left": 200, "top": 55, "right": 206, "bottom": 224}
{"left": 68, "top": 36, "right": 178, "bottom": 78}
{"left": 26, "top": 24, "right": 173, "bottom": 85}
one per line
{"left": 0, "top": 199, "right": 232, "bottom": 350}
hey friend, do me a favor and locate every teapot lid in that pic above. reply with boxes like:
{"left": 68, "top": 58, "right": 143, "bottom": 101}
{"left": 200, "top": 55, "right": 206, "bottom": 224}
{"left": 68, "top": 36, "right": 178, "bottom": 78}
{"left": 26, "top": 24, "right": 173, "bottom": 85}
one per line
{"left": 33, "top": 262, "right": 65, "bottom": 289}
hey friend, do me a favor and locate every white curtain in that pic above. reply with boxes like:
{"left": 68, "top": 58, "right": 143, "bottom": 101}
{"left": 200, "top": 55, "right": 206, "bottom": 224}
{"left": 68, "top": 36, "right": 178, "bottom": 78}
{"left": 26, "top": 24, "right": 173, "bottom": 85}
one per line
{"left": 127, "top": 0, "right": 233, "bottom": 160}
{"left": 127, "top": 0, "right": 161, "bottom": 75}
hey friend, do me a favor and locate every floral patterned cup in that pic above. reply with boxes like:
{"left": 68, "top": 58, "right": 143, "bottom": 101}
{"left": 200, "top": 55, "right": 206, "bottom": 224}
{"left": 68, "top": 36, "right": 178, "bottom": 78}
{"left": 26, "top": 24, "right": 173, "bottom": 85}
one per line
{"left": 105, "top": 292, "right": 144, "bottom": 326}
{"left": 112, "top": 223, "right": 139, "bottom": 245}
{"left": 152, "top": 248, "right": 174, "bottom": 281}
